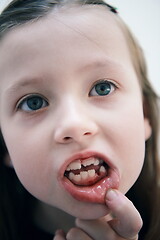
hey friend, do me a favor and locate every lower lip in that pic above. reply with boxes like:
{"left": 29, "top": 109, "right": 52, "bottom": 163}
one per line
{"left": 61, "top": 168, "right": 120, "bottom": 204}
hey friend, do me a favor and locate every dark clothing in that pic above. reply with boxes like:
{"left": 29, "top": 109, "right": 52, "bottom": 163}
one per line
{"left": 0, "top": 166, "right": 53, "bottom": 240}
{"left": 25, "top": 225, "right": 53, "bottom": 240}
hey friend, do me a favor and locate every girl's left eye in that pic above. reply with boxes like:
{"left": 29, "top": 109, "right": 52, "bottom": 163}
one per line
{"left": 17, "top": 95, "right": 48, "bottom": 112}
{"left": 89, "top": 80, "right": 116, "bottom": 96}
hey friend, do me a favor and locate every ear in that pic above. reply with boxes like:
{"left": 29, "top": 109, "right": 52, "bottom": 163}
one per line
{"left": 143, "top": 98, "right": 152, "bottom": 141}
{"left": 144, "top": 117, "right": 152, "bottom": 141}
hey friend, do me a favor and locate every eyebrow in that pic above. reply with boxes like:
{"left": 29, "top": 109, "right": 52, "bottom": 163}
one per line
{"left": 78, "top": 57, "right": 126, "bottom": 72}
{"left": 5, "top": 58, "right": 125, "bottom": 95}
{"left": 5, "top": 77, "right": 45, "bottom": 96}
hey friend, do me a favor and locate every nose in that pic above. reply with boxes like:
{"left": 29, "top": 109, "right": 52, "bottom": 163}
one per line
{"left": 53, "top": 101, "right": 98, "bottom": 144}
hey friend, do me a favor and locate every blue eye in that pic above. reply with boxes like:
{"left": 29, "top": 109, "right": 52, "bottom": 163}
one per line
{"left": 89, "top": 80, "right": 116, "bottom": 96}
{"left": 18, "top": 95, "right": 48, "bottom": 112}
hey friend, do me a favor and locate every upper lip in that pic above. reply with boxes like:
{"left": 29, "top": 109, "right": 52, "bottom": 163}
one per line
{"left": 60, "top": 150, "right": 117, "bottom": 177}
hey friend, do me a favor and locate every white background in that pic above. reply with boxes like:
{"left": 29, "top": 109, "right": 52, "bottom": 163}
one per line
{"left": 0, "top": 0, "right": 160, "bottom": 95}
{"left": 108, "top": 0, "right": 160, "bottom": 95}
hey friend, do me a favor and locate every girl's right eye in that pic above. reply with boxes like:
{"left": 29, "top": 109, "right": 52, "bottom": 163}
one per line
{"left": 17, "top": 95, "right": 48, "bottom": 112}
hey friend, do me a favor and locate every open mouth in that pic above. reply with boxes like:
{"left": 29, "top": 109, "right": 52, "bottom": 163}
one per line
{"left": 61, "top": 153, "right": 120, "bottom": 204}
{"left": 64, "top": 157, "right": 108, "bottom": 186}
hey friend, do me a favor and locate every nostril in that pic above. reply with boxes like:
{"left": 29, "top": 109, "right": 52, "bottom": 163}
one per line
{"left": 63, "top": 136, "right": 72, "bottom": 141}
{"left": 84, "top": 132, "right": 92, "bottom": 136}
{"left": 62, "top": 132, "right": 91, "bottom": 142}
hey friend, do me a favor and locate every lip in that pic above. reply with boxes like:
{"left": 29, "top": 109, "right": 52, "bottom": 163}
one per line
{"left": 59, "top": 151, "right": 120, "bottom": 204}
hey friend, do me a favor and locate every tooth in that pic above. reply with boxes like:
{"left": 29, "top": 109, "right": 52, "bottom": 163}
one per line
{"left": 94, "top": 159, "right": 100, "bottom": 166}
{"left": 67, "top": 160, "right": 81, "bottom": 170}
{"left": 88, "top": 169, "right": 96, "bottom": 177}
{"left": 73, "top": 174, "right": 81, "bottom": 182}
{"left": 100, "top": 166, "right": 106, "bottom": 173}
{"left": 82, "top": 157, "right": 95, "bottom": 167}
{"left": 69, "top": 172, "right": 74, "bottom": 180}
{"left": 80, "top": 171, "right": 88, "bottom": 180}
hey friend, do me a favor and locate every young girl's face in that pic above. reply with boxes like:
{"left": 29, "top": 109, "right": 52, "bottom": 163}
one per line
{"left": 0, "top": 6, "right": 151, "bottom": 219}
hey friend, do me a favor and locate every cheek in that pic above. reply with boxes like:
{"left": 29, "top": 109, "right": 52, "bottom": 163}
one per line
{"left": 118, "top": 127, "right": 145, "bottom": 193}
{"left": 3, "top": 130, "right": 60, "bottom": 204}
{"left": 114, "top": 114, "right": 146, "bottom": 193}
{"left": 99, "top": 104, "right": 146, "bottom": 193}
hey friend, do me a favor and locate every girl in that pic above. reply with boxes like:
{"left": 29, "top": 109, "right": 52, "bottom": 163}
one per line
{"left": 0, "top": 0, "right": 159, "bottom": 239}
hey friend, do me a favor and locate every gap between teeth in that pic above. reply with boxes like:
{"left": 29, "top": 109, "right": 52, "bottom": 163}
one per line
{"left": 69, "top": 166, "right": 106, "bottom": 182}
{"left": 66, "top": 157, "right": 101, "bottom": 171}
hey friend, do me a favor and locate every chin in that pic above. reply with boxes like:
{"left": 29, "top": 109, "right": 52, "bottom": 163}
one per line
{"left": 59, "top": 200, "right": 110, "bottom": 220}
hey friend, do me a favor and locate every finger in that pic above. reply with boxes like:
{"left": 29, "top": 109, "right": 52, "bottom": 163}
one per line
{"left": 76, "top": 218, "right": 116, "bottom": 240}
{"left": 54, "top": 229, "right": 66, "bottom": 240}
{"left": 66, "top": 227, "right": 92, "bottom": 240}
{"left": 106, "top": 189, "right": 143, "bottom": 239}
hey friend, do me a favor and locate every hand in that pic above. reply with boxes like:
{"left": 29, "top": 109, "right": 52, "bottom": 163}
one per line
{"left": 54, "top": 189, "right": 143, "bottom": 240}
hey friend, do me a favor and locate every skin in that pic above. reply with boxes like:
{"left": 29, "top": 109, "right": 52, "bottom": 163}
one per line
{"left": 54, "top": 189, "right": 142, "bottom": 240}
{"left": 0, "top": 5, "right": 151, "bottom": 239}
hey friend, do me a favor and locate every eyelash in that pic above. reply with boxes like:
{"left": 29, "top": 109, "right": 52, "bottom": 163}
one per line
{"left": 17, "top": 94, "right": 49, "bottom": 112}
{"left": 89, "top": 79, "right": 117, "bottom": 97}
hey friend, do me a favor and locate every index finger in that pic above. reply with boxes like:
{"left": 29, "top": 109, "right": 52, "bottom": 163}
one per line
{"left": 106, "top": 189, "right": 143, "bottom": 239}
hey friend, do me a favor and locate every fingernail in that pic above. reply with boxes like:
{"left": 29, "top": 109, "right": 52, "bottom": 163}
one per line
{"left": 106, "top": 189, "right": 118, "bottom": 201}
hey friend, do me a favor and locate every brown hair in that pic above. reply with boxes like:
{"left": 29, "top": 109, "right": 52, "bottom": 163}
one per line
{"left": 116, "top": 18, "right": 160, "bottom": 239}
{"left": 0, "top": 0, "right": 159, "bottom": 239}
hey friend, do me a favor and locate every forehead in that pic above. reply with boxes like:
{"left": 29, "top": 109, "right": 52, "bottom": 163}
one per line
{"left": 0, "top": 6, "right": 129, "bottom": 51}
{"left": 0, "top": 5, "right": 132, "bottom": 79}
